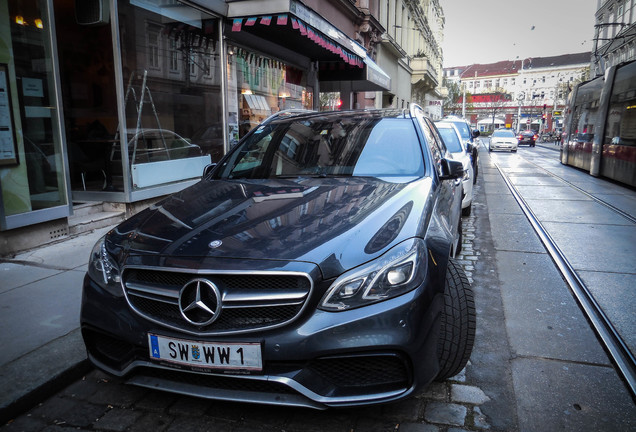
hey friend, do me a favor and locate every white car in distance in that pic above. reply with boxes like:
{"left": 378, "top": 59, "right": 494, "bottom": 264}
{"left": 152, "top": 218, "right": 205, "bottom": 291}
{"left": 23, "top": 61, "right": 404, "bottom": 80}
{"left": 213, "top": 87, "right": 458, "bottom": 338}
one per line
{"left": 489, "top": 129, "right": 519, "bottom": 152}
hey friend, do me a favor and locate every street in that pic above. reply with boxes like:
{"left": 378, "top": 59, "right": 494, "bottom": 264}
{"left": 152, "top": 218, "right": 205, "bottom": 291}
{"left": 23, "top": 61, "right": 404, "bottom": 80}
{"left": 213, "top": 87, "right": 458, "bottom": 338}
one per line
{"left": 2, "top": 140, "right": 636, "bottom": 432}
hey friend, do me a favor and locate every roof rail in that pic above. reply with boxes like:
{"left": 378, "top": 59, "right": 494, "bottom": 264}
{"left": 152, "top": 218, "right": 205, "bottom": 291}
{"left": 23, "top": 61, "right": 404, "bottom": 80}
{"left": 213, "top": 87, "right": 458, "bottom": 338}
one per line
{"left": 260, "top": 109, "right": 316, "bottom": 125}
{"left": 409, "top": 103, "right": 424, "bottom": 118}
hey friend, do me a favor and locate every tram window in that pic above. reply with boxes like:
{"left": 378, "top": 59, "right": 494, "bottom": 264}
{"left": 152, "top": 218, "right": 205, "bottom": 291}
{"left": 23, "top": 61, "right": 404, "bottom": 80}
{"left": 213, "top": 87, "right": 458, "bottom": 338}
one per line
{"left": 604, "top": 61, "right": 636, "bottom": 147}
{"left": 569, "top": 77, "right": 603, "bottom": 143}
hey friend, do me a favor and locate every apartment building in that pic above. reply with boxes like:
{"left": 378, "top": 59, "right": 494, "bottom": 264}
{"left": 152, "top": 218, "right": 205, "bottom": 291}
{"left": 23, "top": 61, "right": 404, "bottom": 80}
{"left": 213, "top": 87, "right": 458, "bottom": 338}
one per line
{"left": 443, "top": 52, "right": 591, "bottom": 132}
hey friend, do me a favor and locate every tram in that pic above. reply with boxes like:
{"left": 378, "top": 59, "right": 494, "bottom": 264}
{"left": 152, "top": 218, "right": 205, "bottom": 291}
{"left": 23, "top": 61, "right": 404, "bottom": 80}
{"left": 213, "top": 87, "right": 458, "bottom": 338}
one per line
{"left": 561, "top": 60, "right": 636, "bottom": 188}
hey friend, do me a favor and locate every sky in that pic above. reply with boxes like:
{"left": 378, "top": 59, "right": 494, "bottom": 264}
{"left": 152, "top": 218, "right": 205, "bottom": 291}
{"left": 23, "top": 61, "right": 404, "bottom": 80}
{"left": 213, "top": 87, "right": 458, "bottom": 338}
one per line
{"left": 439, "top": 0, "right": 598, "bottom": 67}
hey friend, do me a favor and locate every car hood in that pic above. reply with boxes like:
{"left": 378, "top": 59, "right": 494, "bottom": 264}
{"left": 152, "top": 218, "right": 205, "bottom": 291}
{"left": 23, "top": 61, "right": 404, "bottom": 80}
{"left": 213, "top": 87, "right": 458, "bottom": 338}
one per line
{"left": 106, "top": 177, "right": 433, "bottom": 279}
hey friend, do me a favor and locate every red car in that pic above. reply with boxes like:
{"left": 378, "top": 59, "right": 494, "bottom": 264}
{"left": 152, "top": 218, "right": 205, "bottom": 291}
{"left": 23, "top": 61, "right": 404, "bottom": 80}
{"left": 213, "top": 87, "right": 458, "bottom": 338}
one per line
{"left": 517, "top": 130, "right": 538, "bottom": 147}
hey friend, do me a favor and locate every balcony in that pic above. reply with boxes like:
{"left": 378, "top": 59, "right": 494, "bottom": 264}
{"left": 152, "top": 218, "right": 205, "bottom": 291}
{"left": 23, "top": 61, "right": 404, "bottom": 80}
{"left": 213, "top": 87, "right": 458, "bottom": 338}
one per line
{"left": 411, "top": 56, "right": 438, "bottom": 92}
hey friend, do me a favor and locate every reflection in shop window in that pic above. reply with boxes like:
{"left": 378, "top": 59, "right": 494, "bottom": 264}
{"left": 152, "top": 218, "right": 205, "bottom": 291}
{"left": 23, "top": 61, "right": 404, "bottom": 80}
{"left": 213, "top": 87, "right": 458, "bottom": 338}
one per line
{"left": 147, "top": 25, "right": 161, "bottom": 70}
{"left": 227, "top": 46, "right": 312, "bottom": 142}
{"left": 58, "top": 0, "right": 223, "bottom": 193}
{"left": 169, "top": 39, "right": 179, "bottom": 72}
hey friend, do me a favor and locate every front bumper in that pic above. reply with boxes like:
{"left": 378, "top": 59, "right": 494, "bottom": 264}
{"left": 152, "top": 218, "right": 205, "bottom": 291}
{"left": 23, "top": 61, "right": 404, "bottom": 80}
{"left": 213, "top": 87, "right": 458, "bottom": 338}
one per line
{"left": 461, "top": 178, "right": 473, "bottom": 209}
{"left": 81, "top": 273, "right": 443, "bottom": 409}
{"left": 490, "top": 142, "right": 517, "bottom": 151}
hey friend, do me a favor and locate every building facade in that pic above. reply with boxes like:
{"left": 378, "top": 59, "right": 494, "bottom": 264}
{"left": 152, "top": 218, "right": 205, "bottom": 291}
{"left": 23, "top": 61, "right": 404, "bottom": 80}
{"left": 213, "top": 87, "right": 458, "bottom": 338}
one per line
{"left": 443, "top": 52, "right": 591, "bottom": 133}
{"left": 0, "top": 0, "right": 443, "bottom": 254}
{"left": 593, "top": 0, "right": 636, "bottom": 76}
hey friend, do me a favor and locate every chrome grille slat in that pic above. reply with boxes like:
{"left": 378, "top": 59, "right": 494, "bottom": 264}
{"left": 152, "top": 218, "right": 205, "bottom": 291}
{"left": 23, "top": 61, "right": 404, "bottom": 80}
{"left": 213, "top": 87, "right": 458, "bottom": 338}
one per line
{"left": 121, "top": 267, "right": 313, "bottom": 335}
{"left": 126, "top": 282, "right": 180, "bottom": 299}
{"left": 127, "top": 290, "right": 179, "bottom": 305}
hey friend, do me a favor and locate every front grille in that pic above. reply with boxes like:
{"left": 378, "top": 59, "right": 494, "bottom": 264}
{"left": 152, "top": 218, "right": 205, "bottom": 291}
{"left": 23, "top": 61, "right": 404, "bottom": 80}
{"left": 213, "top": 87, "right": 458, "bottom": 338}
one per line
{"left": 121, "top": 268, "right": 312, "bottom": 335}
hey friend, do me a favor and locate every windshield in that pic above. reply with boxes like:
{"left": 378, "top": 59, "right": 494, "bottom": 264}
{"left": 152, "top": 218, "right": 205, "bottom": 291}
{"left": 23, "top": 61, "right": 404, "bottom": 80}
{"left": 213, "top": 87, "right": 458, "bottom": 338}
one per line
{"left": 215, "top": 117, "right": 425, "bottom": 179}
{"left": 436, "top": 127, "right": 464, "bottom": 153}
{"left": 492, "top": 130, "right": 516, "bottom": 138}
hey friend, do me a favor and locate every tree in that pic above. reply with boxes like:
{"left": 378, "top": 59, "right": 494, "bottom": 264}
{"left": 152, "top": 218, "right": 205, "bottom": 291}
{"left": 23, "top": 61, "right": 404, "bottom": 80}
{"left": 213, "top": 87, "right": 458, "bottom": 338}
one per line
{"left": 482, "top": 89, "right": 511, "bottom": 132}
{"left": 443, "top": 78, "right": 471, "bottom": 117}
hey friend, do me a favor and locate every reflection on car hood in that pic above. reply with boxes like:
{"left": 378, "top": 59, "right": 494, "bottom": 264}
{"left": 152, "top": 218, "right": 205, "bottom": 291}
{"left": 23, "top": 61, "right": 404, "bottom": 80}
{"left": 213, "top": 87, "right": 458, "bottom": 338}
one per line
{"left": 107, "top": 177, "right": 433, "bottom": 279}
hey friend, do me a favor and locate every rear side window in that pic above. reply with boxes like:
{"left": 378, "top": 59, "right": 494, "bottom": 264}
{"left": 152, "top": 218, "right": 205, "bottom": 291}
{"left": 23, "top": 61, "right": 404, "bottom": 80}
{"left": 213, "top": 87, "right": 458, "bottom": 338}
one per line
{"left": 451, "top": 121, "right": 471, "bottom": 140}
{"left": 436, "top": 127, "right": 464, "bottom": 152}
{"left": 415, "top": 114, "right": 446, "bottom": 177}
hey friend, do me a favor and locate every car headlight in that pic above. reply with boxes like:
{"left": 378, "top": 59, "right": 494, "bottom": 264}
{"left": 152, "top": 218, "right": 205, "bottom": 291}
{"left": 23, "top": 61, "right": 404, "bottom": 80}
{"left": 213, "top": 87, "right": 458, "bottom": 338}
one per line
{"left": 87, "top": 236, "right": 122, "bottom": 295}
{"left": 320, "top": 238, "right": 426, "bottom": 311}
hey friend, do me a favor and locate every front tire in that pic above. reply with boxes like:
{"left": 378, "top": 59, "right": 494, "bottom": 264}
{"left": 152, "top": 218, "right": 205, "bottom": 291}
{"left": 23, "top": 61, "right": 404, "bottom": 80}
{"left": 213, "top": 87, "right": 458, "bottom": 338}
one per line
{"left": 436, "top": 259, "right": 476, "bottom": 381}
{"left": 462, "top": 204, "right": 472, "bottom": 217}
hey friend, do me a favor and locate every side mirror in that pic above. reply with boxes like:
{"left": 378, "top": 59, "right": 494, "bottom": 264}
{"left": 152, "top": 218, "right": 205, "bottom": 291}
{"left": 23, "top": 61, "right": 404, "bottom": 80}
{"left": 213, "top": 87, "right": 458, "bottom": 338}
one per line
{"left": 203, "top": 163, "right": 217, "bottom": 177}
{"left": 472, "top": 130, "right": 481, "bottom": 138}
{"left": 440, "top": 158, "right": 464, "bottom": 180}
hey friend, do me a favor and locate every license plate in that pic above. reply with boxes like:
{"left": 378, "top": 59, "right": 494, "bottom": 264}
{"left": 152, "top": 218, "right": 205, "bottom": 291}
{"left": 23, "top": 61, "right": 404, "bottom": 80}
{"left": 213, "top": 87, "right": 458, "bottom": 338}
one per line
{"left": 148, "top": 334, "right": 262, "bottom": 371}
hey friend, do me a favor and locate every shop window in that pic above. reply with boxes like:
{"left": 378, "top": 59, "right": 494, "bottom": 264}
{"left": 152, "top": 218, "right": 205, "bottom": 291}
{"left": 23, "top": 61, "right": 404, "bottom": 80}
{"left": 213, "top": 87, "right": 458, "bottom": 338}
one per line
{"left": 2, "top": 0, "right": 67, "bottom": 217}
{"left": 54, "top": 0, "right": 222, "bottom": 194}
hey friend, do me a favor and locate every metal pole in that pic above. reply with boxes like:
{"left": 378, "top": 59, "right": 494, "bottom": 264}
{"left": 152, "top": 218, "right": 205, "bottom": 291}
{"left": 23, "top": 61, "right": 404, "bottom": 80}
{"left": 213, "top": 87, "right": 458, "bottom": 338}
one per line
{"left": 462, "top": 82, "right": 466, "bottom": 118}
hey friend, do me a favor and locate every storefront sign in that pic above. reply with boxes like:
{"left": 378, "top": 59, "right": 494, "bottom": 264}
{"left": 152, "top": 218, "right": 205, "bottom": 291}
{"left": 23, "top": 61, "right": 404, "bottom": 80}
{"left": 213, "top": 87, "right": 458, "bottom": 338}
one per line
{"left": 22, "top": 77, "right": 44, "bottom": 98}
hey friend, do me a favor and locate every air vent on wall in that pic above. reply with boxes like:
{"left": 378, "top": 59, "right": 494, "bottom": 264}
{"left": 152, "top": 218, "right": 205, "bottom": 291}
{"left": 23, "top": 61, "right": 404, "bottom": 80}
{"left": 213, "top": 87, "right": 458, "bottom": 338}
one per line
{"left": 76, "top": 0, "right": 110, "bottom": 26}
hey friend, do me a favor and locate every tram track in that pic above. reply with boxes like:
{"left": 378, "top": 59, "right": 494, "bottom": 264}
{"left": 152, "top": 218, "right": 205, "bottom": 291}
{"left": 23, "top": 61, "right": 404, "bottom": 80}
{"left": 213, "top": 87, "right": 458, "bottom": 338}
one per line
{"left": 483, "top": 140, "right": 636, "bottom": 400}
{"left": 522, "top": 145, "right": 636, "bottom": 225}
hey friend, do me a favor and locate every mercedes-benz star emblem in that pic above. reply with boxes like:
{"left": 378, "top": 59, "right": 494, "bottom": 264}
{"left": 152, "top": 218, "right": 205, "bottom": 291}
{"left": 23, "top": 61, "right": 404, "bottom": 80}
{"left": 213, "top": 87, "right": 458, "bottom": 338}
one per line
{"left": 178, "top": 279, "right": 221, "bottom": 326}
{"left": 208, "top": 240, "right": 222, "bottom": 249}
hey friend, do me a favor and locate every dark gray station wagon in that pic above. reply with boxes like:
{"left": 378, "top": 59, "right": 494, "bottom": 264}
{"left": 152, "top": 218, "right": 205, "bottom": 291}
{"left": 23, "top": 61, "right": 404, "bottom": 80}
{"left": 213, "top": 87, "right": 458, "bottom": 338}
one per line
{"left": 81, "top": 105, "right": 476, "bottom": 409}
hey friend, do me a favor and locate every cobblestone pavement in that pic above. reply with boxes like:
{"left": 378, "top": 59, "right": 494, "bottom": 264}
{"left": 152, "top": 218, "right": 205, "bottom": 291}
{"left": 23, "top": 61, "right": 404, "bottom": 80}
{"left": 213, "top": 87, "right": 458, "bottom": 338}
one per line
{"left": 3, "top": 198, "right": 498, "bottom": 432}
